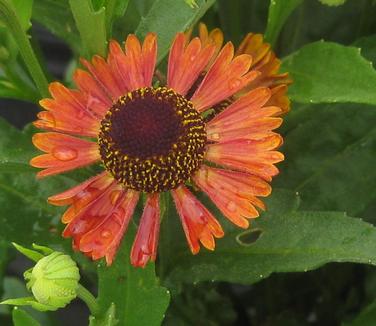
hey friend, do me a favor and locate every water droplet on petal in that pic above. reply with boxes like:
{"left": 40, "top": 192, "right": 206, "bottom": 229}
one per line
{"left": 209, "top": 132, "right": 220, "bottom": 140}
{"left": 228, "top": 78, "right": 242, "bottom": 90}
{"left": 52, "top": 147, "right": 78, "bottom": 161}
{"left": 101, "top": 230, "right": 112, "bottom": 239}
{"left": 190, "top": 55, "right": 196, "bottom": 62}
{"left": 226, "top": 201, "right": 237, "bottom": 212}
{"left": 76, "top": 110, "right": 86, "bottom": 119}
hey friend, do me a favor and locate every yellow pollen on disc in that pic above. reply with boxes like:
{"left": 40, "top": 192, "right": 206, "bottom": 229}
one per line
{"left": 98, "top": 87, "right": 207, "bottom": 193}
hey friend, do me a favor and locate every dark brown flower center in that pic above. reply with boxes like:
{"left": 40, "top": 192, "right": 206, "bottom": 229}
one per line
{"left": 98, "top": 87, "right": 206, "bottom": 193}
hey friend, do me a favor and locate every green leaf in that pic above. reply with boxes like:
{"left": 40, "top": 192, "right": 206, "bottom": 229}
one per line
{"left": 354, "top": 35, "right": 376, "bottom": 65}
{"left": 1, "top": 297, "right": 54, "bottom": 312}
{"left": 89, "top": 303, "right": 118, "bottom": 326}
{"left": 318, "top": 0, "right": 346, "bottom": 6}
{"left": 104, "top": 0, "right": 130, "bottom": 38}
{"left": 264, "top": 0, "right": 304, "bottom": 46}
{"left": 160, "top": 189, "right": 376, "bottom": 286}
{"left": 282, "top": 41, "right": 376, "bottom": 105}
{"left": 9, "top": 0, "right": 33, "bottom": 31}
{"left": 0, "top": 118, "right": 77, "bottom": 245}
{"left": 0, "top": 118, "right": 38, "bottom": 173}
{"left": 12, "top": 307, "right": 40, "bottom": 326}
{"left": 32, "top": 0, "right": 80, "bottom": 52}
{"left": 69, "top": 0, "right": 107, "bottom": 57}
{"left": 96, "top": 224, "right": 170, "bottom": 326}
{"left": 11, "top": 243, "right": 44, "bottom": 263}
{"left": 345, "top": 300, "right": 376, "bottom": 326}
{"left": 135, "top": 0, "right": 215, "bottom": 63}
{"left": 276, "top": 103, "right": 376, "bottom": 217}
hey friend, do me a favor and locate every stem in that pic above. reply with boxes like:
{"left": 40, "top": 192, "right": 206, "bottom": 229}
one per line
{"left": 0, "top": 0, "right": 49, "bottom": 98}
{"left": 77, "top": 284, "right": 100, "bottom": 316}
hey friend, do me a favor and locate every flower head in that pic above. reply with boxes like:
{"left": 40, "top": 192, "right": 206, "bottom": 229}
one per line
{"left": 30, "top": 24, "right": 288, "bottom": 267}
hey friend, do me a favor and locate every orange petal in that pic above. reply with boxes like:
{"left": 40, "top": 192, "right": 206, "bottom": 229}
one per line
{"left": 206, "top": 135, "right": 284, "bottom": 181}
{"left": 73, "top": 69, "right": 112, "bottom": 115}
{"left": 267, "top": 84, "right": 291, "bottom": 115}
{"left": 130, "top": 193, "right": 160, "bottom": 267}
{"left": 171, "top": 185, "right": 224, "bottom": 254}
{"left": 107, "top": 40, "right": 130, "bottom": 93}
{"left": 198, "top": 23, "right": 223, "bottom": 69}
{"left": 123, "top": 33, "right": 157, "bottom": 90}
{"left": 36, "top": 83, "right": 102, "bottom": 137}
{"left": 167, "top": 33, "right": 216, "bottom": 95}
{"left": 191, "top": 42, "right": 259, "bottom": 112}
{"left": 81, "top": 56, "right": 123, "bottom": 100}
{"left": 193, "top": 166, "right": 271, "bottom": 228}
{"left": 207, "top": 87, "right": 283, "bottom": 142}
{"left": 78, "top": 189, "right": 139, "bottom": 265}
{"left": 30, "top": 132, "right": 99, "bottom": 178}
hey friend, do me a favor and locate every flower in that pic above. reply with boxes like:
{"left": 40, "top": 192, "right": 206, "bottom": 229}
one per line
{"left": 30, "top": 26, "right": 288, "bottom": 268}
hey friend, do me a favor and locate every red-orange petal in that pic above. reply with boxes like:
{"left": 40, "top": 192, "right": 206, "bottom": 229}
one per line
{"left": 81, "top": 56, "right": 123, "bottom": 100}
{"left": 36, "top": 82, "right": 102, "bottom": 137}
{"left": 73, "top": 69, "right": 112, "bottom": 116}
{"left": 206, "top": 135, "right": 284, "bottom": 181}
{"left": 123, "top": 33, "right": 157, "bottom": 90}
{"left": 30, "top": 132, "right": 100, "bottom": 178}
{"left": 167, "top": 33, "right": 216, "bottom": 95}
{"left": 191, "top": 42, "right": 259, "bottom": 112}
{"left": 206, "top": 87, "right": 283, "bottom": 142}
{"left": 193, "top": 166, "right": 271, "bottom": 228}
{"left": 130, "top": 193, "right": 160, "bottom": 267}
{"left": 63, "top": 183, "right": 139, "bottom": 265}
{"left": 78, "top": 189, "right": 140, "bottom": 265}
{"left": 171, "top": 185, "right": 224, "bottom": 254}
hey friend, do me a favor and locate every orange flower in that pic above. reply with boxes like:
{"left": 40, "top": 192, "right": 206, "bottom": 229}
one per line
{"left": 31, "top": 28, "right": 286, "bottom": 268}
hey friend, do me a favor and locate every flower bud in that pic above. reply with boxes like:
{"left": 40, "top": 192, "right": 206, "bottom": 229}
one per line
{"left": 24, "top": 251, "right": 80, "bottom": 311}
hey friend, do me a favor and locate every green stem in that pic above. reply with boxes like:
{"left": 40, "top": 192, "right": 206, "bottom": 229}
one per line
{"left": 0, "top": 0, "right": 49, "bottom": 98}
{"left": 77, "top": 284, "right": 100, "bottom": 316}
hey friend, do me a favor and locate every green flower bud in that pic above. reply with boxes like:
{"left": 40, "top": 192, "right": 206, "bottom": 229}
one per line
{"left": 23, "top": 251, "right": 80, "bottom": 311}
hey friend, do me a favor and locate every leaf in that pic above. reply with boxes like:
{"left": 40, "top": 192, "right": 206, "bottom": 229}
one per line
{"left": 264, "top": 0, "right": 304, "bottom": 46}
{"left": 318, "top": 0, "right": 346, "bottom": 6}
{"left": 345, "top": 300, "right": 376, "bottom": 326}
{"left": 89, "top": 303, "right": 118, "bottom": 326}
{"left": 275, "top": 103, "right": 376, "bottom": 217}
{"left": 9, "top": 0, "right": 33, "bottom": 31}
{"left": 354, "top": 35, "right": 376, "bottom": 65}
{"left": 282, "top": 41, "right": 376, "bottom": 105}
{"left": 96, "top": 223, "right": 170, "bottom": 326}
{"left": 12, "top": 307, "right": 40, "bottom": 326}
{"left": 159, "top": 189, "right": 376, "bottom": 286}
{"left": 32, "top": 0, "right": 80, "bottom": 52}
{"left": 1, "top": 297, "right": 54, "bottom": 312}
{"left": 11, "top": 243, "right": 44, "bottom": 263}
{"left": 0, "top": 118, "right": 77, "bottom": 245}
{"left": 135, "top": 0, "right": 215, "bottom": 63}
{"left": 69, "top": 0, "right": 107, "bottom": 57}
{"left": 104, "top": 0, "right": 130, "bottom": 37}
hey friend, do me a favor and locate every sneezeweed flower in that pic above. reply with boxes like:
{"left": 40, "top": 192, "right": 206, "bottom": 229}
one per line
{"left": 30, "top": 24, "right": 289, "bottom": 268}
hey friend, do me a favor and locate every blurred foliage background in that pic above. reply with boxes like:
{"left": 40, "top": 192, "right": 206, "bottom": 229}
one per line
{"left": 0, "top": 0, "right": 376, "bottom": 325}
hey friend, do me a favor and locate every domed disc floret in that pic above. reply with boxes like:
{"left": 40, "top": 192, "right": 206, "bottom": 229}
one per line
{"left": 98, "top": 87, "right": 207, "bottom": 193}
